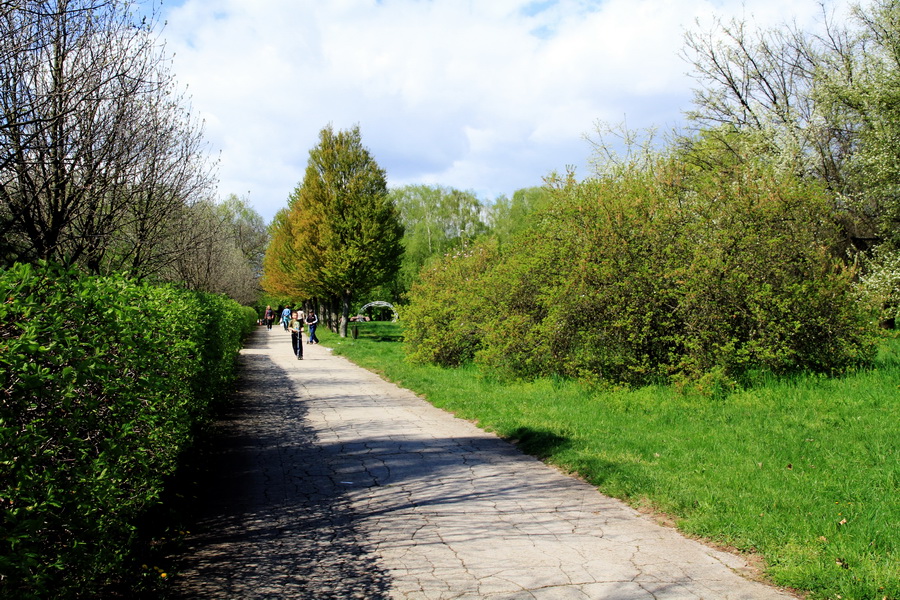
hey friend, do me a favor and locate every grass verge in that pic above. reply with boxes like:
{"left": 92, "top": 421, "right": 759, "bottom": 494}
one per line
{"left": 320, "top": 323, "right": 899, "bottom": 600}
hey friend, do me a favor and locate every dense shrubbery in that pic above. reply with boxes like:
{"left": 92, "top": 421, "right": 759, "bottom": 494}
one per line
{"left": 405, "top": 157, "right": 880, "bottom": 388}
{"left": 403, "top": 240, "right": 500, "bottom": 367}
{"left": 0, "top": 262, "right": 256, "bottom": 599}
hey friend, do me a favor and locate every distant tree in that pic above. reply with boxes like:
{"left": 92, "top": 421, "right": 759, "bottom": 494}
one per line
{"left": 485, "top": 186, "right": 552, "bottom": 244}
{"left": 263, "top": 125, "right": 403, "bottom": 336}
{"left": 167, "top": 196, "right": 268, "bottom": 305}
{"left": 389, "top": 184, "right": 487, "bottom": 293}
{"left": 218, "top": 194, "right": 268, "bottom": 277}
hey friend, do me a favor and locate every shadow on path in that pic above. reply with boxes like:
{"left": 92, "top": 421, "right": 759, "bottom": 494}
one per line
{"left": 169, "top": 350, "right": 392, "bottom": 600}
{"left": 166, "top": 328, "right": 796, "bottom": 600}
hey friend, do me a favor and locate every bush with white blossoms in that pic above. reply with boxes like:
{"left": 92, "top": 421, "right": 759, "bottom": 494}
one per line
{"left": 855, "top": 245, "right": 900, "bottom": 325}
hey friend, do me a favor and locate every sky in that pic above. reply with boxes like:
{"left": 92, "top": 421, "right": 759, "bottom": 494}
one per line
{"left": 154, "top": 0, "right": 850, "bottom": 223}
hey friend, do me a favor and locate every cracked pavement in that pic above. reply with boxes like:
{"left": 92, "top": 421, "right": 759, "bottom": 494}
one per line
{"left": 170, "top": 327, "right": 797, "bottom": 599}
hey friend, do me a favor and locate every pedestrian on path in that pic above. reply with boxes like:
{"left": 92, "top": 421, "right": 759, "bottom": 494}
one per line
{"left": 288, "top": 310, "right": 304, "bottom": 360}
{"left": 264, "top": 305, "right": 275, "bottom": 330}
{"left": 281, "top": 306, "right": 291, "bottom": 331}
{"left": 305, "top": 310, "right": 319, "bottom": 344}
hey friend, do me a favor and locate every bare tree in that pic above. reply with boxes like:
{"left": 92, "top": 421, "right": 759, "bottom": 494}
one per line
{"left": 166, "top": 197, "right": 267, "bottom": 305}
{"left": 680, "top": 4, "right": 893, "bottom": 251}
{"left": 0, "top": 0, "right": 216, "bottom": 272}
{"left": 680, "top": 6, "right": 863, "bottom": 191}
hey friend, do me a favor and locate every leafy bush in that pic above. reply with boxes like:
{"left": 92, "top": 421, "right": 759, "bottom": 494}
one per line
{"left": 0, "top": 262, "right": 256, "bottom": 599}
{"left": 405, "top": 157, "right": 879, "bottom": 386}
{"left": 475, "top": 171, "right": 685, "bottom": 383}
{"left": 403, "top": 240, "right": 500, "bottom": 366}
{"left": 671, "top": 162, "right": 877, "bottom": 379}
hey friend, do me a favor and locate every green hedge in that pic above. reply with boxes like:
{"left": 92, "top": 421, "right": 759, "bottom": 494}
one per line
{"left": 0, "top": 262, "right": 256, "bottom": 599}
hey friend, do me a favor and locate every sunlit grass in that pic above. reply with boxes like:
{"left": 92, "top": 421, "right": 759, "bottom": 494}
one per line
{"left": 321, "top": 324, "right": 899, "bottom": 600}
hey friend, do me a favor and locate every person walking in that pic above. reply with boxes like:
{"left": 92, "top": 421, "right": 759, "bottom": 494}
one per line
{"left": 281, "top": 306, "right": 291, "bottom": 331}
{"left": 288, "top": 310, "right": 304, "bottom": 360}
{"left": 264, "top": 305, "right": 275, "bottom": 330}
{"left": 305, "top": 310, "right": 319, "bottom": 344}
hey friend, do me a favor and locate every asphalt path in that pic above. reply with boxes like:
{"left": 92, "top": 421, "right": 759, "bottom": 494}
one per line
{"left": 170, "top": 326, "right": 798, "bottom": 600}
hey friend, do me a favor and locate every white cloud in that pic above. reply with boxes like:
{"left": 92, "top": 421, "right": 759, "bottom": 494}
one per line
{"left": 157, "top": 0, "right": 849, "bottom": 221}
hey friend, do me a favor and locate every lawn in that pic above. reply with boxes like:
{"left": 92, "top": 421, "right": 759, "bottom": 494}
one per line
{"left": 321, "top": 323, "right": 899, "bottom": 600}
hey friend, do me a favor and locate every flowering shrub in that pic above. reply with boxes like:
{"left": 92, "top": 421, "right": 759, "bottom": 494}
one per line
{"left": 854, "top": 244, "right": 900, "bottom": 326}
{"left": 0, "top": 262, "right": 256, "bottom": 598}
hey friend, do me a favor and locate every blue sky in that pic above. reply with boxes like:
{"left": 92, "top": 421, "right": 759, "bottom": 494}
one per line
{"left": 154, "top": 0, "right": 849, "bottom": 222}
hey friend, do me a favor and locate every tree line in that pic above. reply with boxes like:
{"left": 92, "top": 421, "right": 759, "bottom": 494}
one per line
{"left": 261, "top": 123, "right": 556, "bottom": 335}
{"left": 265, "top": 0, "right": 900, "bottom": 387}
{"left": 0, "top": 0, "right": 266, "bottom": 304}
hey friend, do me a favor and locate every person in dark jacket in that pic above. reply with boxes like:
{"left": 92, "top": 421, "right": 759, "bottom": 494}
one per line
{"left": 305, "top": 310, "right": 319, "bottom": 344}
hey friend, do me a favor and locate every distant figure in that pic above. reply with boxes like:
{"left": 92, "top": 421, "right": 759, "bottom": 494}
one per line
{"left": 306, "top": 310, "right": 319, "bottom": 344}
{"left": 288, "top": 310, "right": 304, "bottom": 360}
{"left": 281, "top": 306, "right": 291, "bottom": 331}
{"left": 264, "top": 305, "right": 275, "bottom": 330}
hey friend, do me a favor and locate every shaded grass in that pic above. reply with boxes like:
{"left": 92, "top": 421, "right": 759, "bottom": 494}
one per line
{"left": 321, "top": 323, "right": 900, "bottom": 600}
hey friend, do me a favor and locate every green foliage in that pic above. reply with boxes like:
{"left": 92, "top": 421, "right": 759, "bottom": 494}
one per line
{"left": 0, "top": 262, "right": 255, "bottom": 598}
{"left": 390, "top": 184, "right": 488, "bottom": 295}
{"left": 405, "top": 153, "right": 879, "bottom": 385}
{"left": 672, "top": 161, "right": 876, "bottom": 379}
{"left": 477, "top": 171, "right": 684, "bottom": 383}
{"left": 403, "top": 240, "right": 500, "bottom": 367}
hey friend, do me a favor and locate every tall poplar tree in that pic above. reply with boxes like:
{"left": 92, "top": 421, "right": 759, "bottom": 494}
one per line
{"left": 265, "top": 125, "right": 403, "bottom": 336}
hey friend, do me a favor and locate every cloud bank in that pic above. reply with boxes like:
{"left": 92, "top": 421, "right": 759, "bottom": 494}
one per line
{"left": 158, "top": 0, "right": 847, "bottom": 221}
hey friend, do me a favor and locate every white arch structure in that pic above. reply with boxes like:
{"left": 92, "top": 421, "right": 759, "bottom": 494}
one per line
{"left": 357, "top": 301, "right": 398, "bottom": 322}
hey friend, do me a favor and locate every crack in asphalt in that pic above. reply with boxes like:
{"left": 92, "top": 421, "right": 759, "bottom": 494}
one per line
{"left": 170, "top": 328, "right": 797, "bottom": 600}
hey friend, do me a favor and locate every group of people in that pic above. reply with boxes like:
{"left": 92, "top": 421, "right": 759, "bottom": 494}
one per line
{"left": 263, "top": 305, "right": 320, "bottom": 360}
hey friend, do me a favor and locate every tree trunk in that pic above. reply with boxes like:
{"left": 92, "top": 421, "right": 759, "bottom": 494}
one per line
{"left": 339, "top": 290, "right": 351, "bottom": 338}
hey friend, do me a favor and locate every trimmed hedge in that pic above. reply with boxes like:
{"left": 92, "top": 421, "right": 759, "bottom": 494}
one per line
{"left": 0, "top": 262, "right": 257, "bottom": 599}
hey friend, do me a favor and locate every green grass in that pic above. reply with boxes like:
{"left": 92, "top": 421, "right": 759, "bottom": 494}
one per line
{"left": 320, "top": 323, "right": 900, "bottom": 600}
